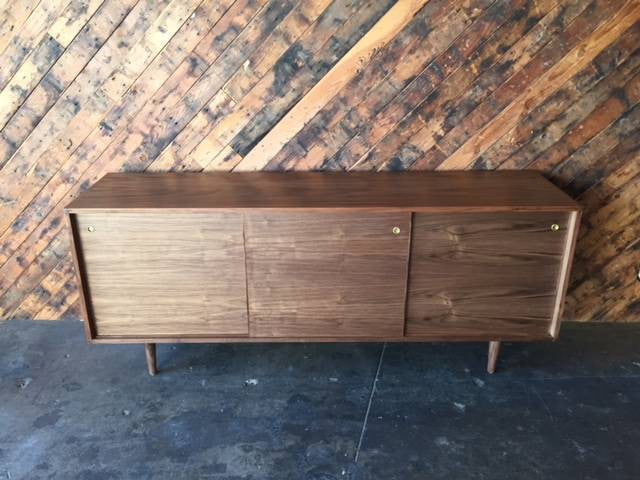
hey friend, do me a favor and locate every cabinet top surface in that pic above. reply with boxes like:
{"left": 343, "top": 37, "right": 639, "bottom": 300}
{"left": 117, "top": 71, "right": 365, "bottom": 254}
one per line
{"left": 66, "top": 171, "right": 579, "bottom": 212}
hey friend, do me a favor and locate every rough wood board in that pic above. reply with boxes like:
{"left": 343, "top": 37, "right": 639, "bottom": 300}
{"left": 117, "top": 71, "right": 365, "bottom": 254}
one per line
{"left": 233, "top": 0, "right": 430, "bottom": 171}
{"left": 0, "top": 0, "right": 638, "bottom": 322}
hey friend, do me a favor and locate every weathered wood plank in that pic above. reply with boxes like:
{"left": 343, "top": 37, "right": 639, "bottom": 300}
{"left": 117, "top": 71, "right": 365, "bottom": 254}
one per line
{"left": 0, "top": 0, "right": 71, "bottom": 90}
{"left": 100, "top": 0, "right": 296, "bottom": 176}
{"left": 35, "top": 285, "right": 79, "bottom": 321}
{"left": 0, "top": 1, "right": 39, "bottom": 55}
{"left": 551, "top": 99, "right": 640, "bottom": 194}
{"left": 570, "top": 166, "right": 640, "bottom": 299}
{"left": 0, "top": 0, "right": 137, "bottom": 167}
{"left": 533, "top": 75, "right": 640, "bottom": 180}
{"left": 477, "top": 21, "right": 640, "bottom": 170}
{"left": 11, "top": 256, "right": 75, "bottom": 320}
{"left": 101, "top": 0, "right": 204, "bottom": 101}
{"left": 0, "top": 0, "right": 214, "bottom": 196}
{"left": 49, "top": 0, "right": 105, "bottom": 48}
{"left": 567, "top": 173, "right": 639, "bottom": 321}
{"left": 0, "top": 2, "right": 231, "bottom": 305}
{"left": 0, "top": 0, "right": 104, "bottom": 130}
{"left": 222, "top": 0, "right": 333, "bottom": 101}
{"left": 0, "top": 35, "right": 65, "bottom": 131}
{"left": 433, "top": 1, "right": 640, "bottom": 170}
{"left": 256, "top": 0, "right": 460, "bottom": 170}
{"left": 317, "top": 0, "right": 518, "bottom": 171}
{"left": 0, "top": 235, "right": 69, "bottom": 319}
{"left": 147, "top": 0, "right": 334, "bottom": 172}
{"left": 193, "top": 0, "right": 397, "bottom": 171}
{"left": 0, "top": 58, "right": 213, "bottom": 311}
{"left": 576, "top": 136, "right": 640, "bottom": 212}
{"left": 0, "top": 0, "right": 176, "bottom": 229}
{"left": 262, "top": 0, "right": 502, "bottom": 171}
{"left": 0, "top": 1, "right": 638, "bottom": 323}
{"left": 360, "top": 0, "right": 572, "bottom": 171}
{"left": 0, "top": 0, "right": 280, "bottom": 307}
{"left": 233, "top": 0, "right": 431, "bottom": 171}
{"left": 408, "top": 0, "right": 617, "bottom": 170}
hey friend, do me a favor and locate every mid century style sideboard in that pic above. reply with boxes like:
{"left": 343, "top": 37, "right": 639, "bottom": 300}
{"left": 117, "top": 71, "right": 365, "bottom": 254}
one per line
{"left": 65, "top": 171, "right": 580, "bottom": 375}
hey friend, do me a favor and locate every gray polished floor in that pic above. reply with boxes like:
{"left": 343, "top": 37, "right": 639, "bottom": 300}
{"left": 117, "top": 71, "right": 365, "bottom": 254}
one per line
{"left": 1, "top": 319, "right": 639, "bottom": 479}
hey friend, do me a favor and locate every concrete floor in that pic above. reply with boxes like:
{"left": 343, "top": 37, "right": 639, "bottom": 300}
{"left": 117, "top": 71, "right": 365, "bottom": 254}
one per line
{"left": 1, "top": 320, "right": 639, "bottom": 479}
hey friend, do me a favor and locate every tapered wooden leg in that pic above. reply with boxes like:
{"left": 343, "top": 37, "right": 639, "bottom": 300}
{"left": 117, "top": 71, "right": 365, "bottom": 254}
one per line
{"left": 487, "top": 341, "right": 500, "bottom": 374}
{"left": 144, "top": 343, "right": 157, "bottom": 376}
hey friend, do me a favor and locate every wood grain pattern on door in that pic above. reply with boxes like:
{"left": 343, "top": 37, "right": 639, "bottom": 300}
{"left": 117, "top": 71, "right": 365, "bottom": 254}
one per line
{"left": 406, "top": 212, "right": 571, "bottom": 339}
{"left": 75, "top": 213, "right": 248, "bottom": 337}
{"left": 245, "top": 212, "right": 411, "bottom": 337}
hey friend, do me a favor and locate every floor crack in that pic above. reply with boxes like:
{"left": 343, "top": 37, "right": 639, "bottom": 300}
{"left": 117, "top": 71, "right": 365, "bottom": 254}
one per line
{"left": 354, "top": 342, "right": 386, "bottom": 463}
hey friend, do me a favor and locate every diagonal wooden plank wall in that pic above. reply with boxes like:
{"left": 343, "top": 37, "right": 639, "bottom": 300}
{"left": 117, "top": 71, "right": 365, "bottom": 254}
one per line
{"left": 0, "top": 0, "right": 638, "bottom": 323}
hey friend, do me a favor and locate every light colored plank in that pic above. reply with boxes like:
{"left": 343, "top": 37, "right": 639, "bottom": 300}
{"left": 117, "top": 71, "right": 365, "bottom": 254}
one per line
{"left": 49, "top": 0, "right": 105, "bottom": 47}
{"left": 0, "top": 1, "right": 40, "bottom": 55}
{"left": 101, "top": 0, "right": 203, "bottom": 101}
{"left": 34, "top": 273, "right": 78, "bottom": 320}
{"left": 10, "top": 259, "right": 75, "bottom": 320}
{"left": 0, "top": 0, "right": 70, "bottom": 89}
{"left": 0, "top": 35, "right": 63, "bottom": 130}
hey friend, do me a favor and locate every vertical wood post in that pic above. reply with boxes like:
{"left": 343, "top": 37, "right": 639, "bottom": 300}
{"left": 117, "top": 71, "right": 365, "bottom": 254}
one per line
{"left": 145, "top": 343, "right": 157, "bottom": 376}
{"left": 487, "top": 341, "right": 500, "bottom": 374}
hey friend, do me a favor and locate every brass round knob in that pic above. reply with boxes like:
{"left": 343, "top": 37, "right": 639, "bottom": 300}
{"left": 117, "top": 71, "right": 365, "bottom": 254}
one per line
{"left": 392, "top": 226, "right": 401, "bottom": 235}
{"left": 550, "top": 224, "right": 560, "bottom": 231}
{"left": 87, "top": 226, "right": 95, "bottom": 232}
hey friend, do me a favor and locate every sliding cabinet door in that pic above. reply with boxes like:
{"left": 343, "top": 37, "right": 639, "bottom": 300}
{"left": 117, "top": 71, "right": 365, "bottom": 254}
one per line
{"left": 74, "top": 213, "right": 248, "bottom": 337}
{"left": 406, "top": 212, "right": 572, "bottom": 339}
{"left": 245, "top": 212, "right": 410, "bottom": 337}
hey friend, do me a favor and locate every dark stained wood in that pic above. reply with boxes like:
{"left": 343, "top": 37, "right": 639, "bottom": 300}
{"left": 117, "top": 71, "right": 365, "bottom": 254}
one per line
{"left": 65, "top": 171, "right": 579, "bottom": 211}
{"left": 63, "top": 171, "right": 579, "bottom": 363}
{"left": 244, "top": 211, "right": 411, "bottom": 337}
{"left": 74, "top": 212, "right": 248, "bottom": 337}
{"left": 405, "top": 212, "right": 572, "bottom": 339}
{"left": 90, "top": 333, "right": 553, "bottom": 344}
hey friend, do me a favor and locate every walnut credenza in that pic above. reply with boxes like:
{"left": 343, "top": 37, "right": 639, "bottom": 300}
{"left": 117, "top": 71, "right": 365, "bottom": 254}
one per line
{"left": 65, "top": 171, "right": 580, "bottom": 375}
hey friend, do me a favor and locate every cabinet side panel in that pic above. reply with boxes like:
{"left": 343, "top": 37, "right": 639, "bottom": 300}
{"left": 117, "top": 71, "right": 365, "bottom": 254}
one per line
{"left": 75, "top": 213, "right": 248, "bottom": 336}
{"left": 406, "top": 212, "right": 571, "bottom": 339}
{"left": 245, "top": 212, "right": 410, "bottom": 337}
{"left": 549, "top": 210, "right": 581, "bottom": 338}
{"left": 66, "top": 213, "right": 96, "bottom": 340}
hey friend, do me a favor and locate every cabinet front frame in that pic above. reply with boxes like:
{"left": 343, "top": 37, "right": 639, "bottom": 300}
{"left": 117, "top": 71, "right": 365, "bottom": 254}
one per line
{"left": 67, "top": 206, "right": 580, "bottom": 344}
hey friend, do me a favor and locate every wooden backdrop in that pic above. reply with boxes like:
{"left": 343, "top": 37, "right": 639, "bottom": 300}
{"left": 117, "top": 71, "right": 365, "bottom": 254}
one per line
{"left": 0, "top": 0, "right": 638, "bottom": 323}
